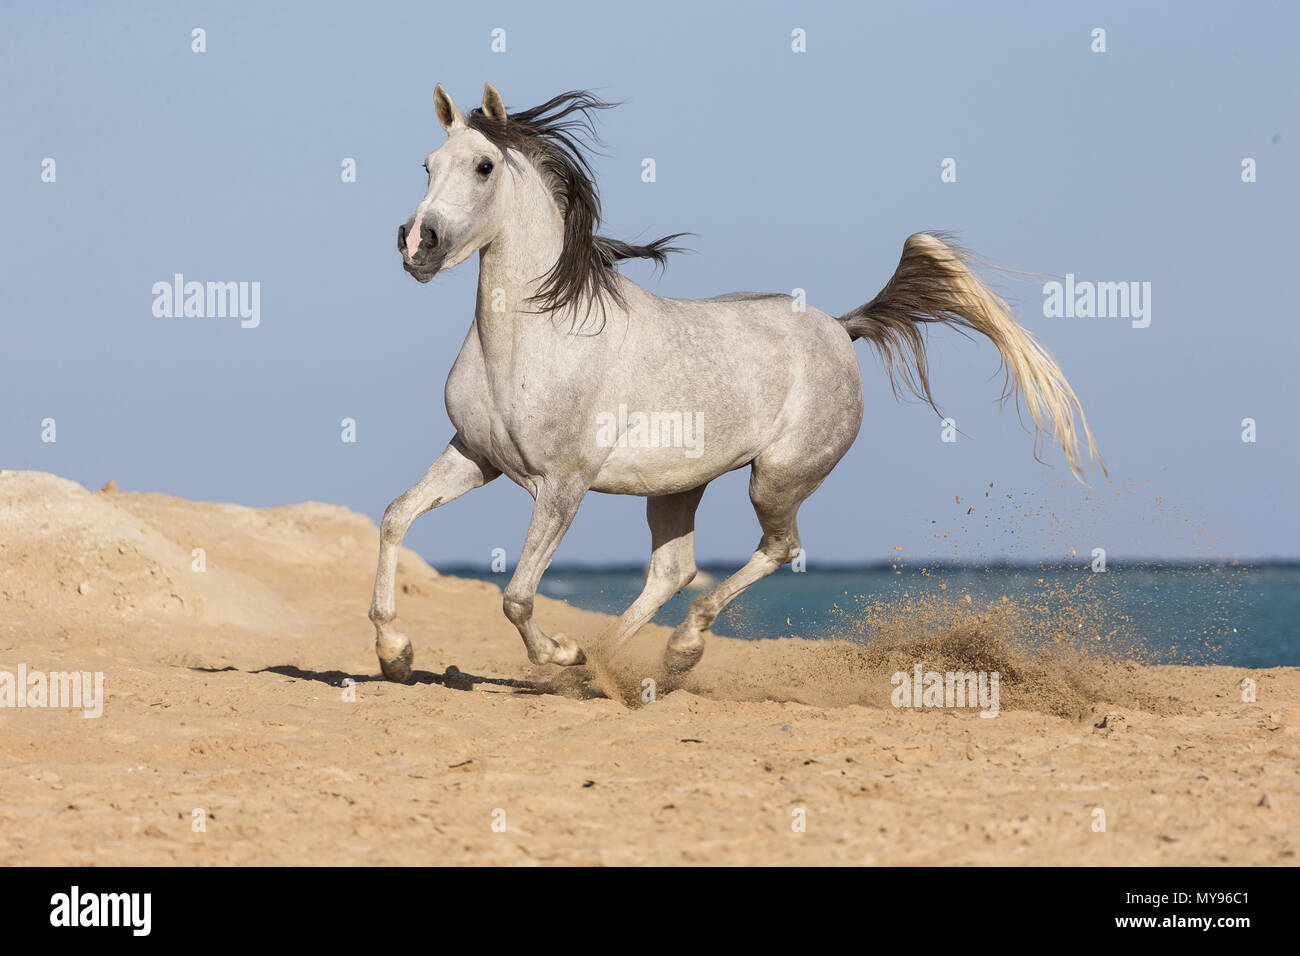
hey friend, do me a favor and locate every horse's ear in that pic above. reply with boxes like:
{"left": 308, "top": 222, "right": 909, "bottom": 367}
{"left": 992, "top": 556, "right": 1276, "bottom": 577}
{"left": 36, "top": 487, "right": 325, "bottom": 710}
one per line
{"left": 481, "top": 83, "right": 508, "bottom": 123}
{"left": 434, "top": 84, "right": 464, "bottom": 132}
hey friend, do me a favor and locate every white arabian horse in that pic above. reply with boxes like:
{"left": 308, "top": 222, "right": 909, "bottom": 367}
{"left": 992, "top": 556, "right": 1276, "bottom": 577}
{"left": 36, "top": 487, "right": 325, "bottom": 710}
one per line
{"left": 369, "top": 83, "right": 1100, "bottom": 683}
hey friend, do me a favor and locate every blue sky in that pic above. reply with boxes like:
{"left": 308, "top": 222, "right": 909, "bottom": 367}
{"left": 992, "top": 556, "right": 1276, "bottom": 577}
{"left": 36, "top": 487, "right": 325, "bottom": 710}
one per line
{"left": 1, "top": 1, "right": 1295, "bottom": 566}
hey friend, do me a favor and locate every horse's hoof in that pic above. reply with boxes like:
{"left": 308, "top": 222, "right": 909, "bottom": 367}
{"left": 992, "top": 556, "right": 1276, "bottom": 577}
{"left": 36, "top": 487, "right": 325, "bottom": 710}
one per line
{"left": 378, "top": 642, "right": 414, "bottom": 682}
{"left": 549, "top": 632, "right": 587, "bottom": 667}
{"left": 663, "top": 640, "right": 704, "bottom": 676}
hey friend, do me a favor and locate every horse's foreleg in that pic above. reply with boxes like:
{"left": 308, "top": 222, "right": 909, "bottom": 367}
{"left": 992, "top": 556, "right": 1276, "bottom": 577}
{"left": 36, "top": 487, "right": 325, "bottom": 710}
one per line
{"left": 502, "top": 480, "right": 588, "bottom": 666}
{"left": 610, "top": 486, "right": 706, "bottom": 645}
{"left": 369, "top": 436, "right": 499, "bottom": 681}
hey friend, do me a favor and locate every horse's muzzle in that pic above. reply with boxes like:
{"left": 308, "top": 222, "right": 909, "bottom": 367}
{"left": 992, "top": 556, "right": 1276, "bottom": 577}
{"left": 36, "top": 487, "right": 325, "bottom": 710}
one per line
{"left": 397, "top": 222, "right": 444, "bottom": 283}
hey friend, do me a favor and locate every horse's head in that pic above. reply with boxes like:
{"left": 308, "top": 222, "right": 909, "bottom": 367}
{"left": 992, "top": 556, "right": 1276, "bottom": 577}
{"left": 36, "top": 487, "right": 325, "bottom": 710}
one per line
{"left": 399, "top": 83, "right": 510, "bottom": 283}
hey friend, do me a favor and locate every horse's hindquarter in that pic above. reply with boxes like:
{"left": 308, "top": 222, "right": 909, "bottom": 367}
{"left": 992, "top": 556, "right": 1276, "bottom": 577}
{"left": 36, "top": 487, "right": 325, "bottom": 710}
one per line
{"left": 588, "top": 288, "right": 864, "bottom": 495}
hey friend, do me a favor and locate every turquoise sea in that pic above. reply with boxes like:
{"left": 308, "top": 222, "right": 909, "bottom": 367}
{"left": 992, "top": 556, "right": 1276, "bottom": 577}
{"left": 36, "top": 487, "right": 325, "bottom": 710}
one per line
{"left": 438, "top": 562, "right": 1300, "bottom": 668}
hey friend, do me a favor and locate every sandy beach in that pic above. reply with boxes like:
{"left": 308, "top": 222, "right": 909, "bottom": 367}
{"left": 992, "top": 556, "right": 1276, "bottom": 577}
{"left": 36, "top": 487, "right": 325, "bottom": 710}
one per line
{"left": 1, "top": 470, "right": 1295, "bottom": 866}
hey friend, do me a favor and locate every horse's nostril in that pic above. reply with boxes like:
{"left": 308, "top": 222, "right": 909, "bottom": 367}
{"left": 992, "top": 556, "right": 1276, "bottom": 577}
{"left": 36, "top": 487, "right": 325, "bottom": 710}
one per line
{"left": 400, "top": 221, "right": 436, "bottom": 260}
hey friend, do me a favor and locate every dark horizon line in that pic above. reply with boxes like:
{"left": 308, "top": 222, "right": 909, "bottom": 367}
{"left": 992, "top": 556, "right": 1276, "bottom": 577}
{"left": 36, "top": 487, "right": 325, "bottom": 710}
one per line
{"left": 432, "top": 557, "right": 1300, "bottom": 574}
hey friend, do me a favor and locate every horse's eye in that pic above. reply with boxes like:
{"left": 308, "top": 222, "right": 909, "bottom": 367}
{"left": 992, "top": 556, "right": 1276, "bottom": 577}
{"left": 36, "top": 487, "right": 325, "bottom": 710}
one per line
{"left": 476, "top": 160, "right": 494, "bottom": 176}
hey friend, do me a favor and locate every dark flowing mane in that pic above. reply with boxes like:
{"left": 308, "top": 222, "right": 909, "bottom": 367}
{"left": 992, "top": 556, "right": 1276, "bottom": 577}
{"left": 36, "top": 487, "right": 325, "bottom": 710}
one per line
{"left": 465, "top": 91, "right": 688, "bottom": 326}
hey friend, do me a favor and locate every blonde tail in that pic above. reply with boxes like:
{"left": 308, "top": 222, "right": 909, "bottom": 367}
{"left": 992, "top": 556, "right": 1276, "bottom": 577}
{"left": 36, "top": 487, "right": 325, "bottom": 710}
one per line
{"left": 840, "top": 232, "right": 1103, "bottom": 483}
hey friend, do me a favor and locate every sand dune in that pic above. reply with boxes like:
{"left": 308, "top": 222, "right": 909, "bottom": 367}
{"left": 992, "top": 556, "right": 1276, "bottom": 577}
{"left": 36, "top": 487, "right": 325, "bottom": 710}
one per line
{"left": 0, "top": 470, "right": 1295, "bottom": 865}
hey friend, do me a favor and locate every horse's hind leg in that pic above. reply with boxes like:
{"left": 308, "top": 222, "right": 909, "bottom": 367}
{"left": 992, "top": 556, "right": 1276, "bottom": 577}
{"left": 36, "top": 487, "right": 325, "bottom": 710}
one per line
{"left": 663, "top": 459, "right": 826, "bottom": 676}
{"left": 369, "top": 436, "right": 499, "bottom": 681}
{"left": 609, "top": 485, "right": 707, "bottom": 646}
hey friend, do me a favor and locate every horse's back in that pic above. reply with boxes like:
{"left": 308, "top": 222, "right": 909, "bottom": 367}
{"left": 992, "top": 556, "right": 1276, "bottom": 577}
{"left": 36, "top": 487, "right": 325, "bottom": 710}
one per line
{"left": 640, "top": 286, "right": 859, "bottom": 377}
{"left": 615, "top": 282, "right": 864, "bottom": 455}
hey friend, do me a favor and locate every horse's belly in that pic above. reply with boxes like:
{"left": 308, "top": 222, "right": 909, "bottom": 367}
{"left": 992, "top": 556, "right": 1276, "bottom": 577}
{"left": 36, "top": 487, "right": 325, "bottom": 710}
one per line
{"left": 590, "top": 442, "right": 753, "bottom": 495}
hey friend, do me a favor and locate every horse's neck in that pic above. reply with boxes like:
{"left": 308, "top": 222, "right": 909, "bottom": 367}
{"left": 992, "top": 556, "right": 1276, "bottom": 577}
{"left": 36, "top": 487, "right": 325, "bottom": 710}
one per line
{"left": 467, "top": 160, "right": 631, "bottom": 406}
{"left": 474, "top": 162, "right": 565, "bottom": 339}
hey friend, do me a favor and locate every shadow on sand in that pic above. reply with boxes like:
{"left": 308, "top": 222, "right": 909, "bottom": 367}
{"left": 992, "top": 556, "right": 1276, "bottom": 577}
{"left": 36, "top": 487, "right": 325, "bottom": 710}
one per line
{"left": 189, "top": 663, "right": 550, "bottom": 695}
